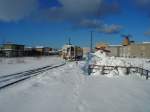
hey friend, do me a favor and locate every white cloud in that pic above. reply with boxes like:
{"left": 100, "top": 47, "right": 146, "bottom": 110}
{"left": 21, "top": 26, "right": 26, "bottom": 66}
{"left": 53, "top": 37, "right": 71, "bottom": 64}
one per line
{"left": 0, "top": 0, "right": 122, "bottom": 34}
{"left": 59, "top": 0, "right": 102, "bottom": 18}
{"left": 75, "top": 19, "right": 122, "bottom": 34}
{"left": 136, "top": 0, "right": 150, "bottom": 7}
{"left": 144, "top": 29, "right": 150, "bottom": 36}
{"left": 77, "top": 19, "right": 103, "bottom": 29}
{"left": 134, "top": 0, "right": 150, "bottom": 12}
{"left": 0, "top": 0, "right": 38, "bottom": 22}
{"left": 97, "top": 24, "right": 122, "bottom": 34}
{"left": 42, "top": 0, "right": 122, "bottom": 34}
{"left": 46, "top": 0, "right": 119, "bottom": 21}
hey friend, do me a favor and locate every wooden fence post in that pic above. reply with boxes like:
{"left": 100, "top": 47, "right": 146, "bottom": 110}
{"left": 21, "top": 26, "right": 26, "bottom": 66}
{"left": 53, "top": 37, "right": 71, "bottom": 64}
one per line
{"left": 101, "top": 66, "right": 104, "bottom": 75}
{"left": 126, "top": 67, "right": 130, "bottom": 75}
{"left": 88, "top": 65, "right": 91, "bottom": 75}
{"left": 136, "top": 67, "right": 138, "bottom": 73}
{"left": 146, "top": 70, "right": 149, "bottom": 80}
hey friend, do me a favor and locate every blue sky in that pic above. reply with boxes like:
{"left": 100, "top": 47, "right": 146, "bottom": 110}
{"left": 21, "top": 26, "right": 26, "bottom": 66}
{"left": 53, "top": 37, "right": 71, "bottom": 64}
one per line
{"left": 0, "top": 0, "right": 150, "bottom": 48}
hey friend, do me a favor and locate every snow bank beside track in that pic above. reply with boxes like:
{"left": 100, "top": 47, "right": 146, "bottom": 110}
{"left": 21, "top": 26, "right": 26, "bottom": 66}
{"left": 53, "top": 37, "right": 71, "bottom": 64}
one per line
{"left": 87, "top": 50, "right": 150, "bottom": 78}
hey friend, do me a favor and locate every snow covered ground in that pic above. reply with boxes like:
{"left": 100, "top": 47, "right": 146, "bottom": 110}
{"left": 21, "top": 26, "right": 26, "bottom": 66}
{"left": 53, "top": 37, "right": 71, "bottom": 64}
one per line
{"left": 0, "top": 56, "right": 150, "bottom": 112}
{"left": 0, "top": 56, "right": 63, "bottom": 76}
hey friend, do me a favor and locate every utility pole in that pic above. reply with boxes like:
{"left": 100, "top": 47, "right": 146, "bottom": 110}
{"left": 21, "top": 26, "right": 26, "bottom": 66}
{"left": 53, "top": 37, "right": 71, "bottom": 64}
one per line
{"left": 68, "top": 37, "right": 71, "bottom": 45}
{"left": 90, "top": 31, "right": 93, "bottom": 53}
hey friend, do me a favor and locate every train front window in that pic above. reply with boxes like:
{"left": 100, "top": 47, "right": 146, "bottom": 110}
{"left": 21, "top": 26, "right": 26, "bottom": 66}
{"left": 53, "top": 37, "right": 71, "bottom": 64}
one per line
{"left": 71, "top": 47, "right": 74, "bottom": 52}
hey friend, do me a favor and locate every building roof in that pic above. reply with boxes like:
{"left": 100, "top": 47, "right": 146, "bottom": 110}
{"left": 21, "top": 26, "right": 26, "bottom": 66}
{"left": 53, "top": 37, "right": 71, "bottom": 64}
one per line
{"left": 3, "top": 43, "right": 24, "bottom": 46}
{"left": 25, "top": 47, "right": 32, "bottom": 49}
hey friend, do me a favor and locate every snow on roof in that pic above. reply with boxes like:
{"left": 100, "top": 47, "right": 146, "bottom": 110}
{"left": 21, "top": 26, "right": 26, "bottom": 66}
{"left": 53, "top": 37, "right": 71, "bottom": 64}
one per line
{"left": 35, "top": 46, "right": 44, "bottom": 49}
{"left": 143, "top": 42, "right": 150, "bottom": 44}
{"left": 3, "top": 43, "right": 24, "bottom": 46}
{"left": 62, "top": 44, "right": 75, "bottom": 49}
{"left": 64, "top": 44, "right": 75, "bottom": 47}
{"left": 108, "top": 45, "right": 122, "bottom": 47}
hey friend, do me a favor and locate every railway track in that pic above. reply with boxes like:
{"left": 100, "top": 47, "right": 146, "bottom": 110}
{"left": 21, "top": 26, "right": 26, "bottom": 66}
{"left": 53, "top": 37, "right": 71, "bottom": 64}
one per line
{"left": 0, "top": 62, "right": 66, "bottom": 90}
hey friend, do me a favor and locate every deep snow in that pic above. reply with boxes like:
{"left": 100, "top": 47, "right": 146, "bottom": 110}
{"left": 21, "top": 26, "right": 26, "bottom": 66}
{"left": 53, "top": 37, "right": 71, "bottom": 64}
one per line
{"left": 88, "top": 50, "right": 150, "bottom": 77}
{"left": 0, "top": 57, "right": 150, "bottom": 112}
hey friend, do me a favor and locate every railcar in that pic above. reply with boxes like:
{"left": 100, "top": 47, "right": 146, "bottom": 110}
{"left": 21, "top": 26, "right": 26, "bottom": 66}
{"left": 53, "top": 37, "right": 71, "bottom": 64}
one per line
{"left": 61, "top": 45, "right": 83, "bottom": 61}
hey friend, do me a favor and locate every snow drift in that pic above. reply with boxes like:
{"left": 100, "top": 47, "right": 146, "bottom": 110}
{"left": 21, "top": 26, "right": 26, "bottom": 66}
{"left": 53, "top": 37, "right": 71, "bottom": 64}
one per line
{"left": 86, "top": 50, "right": 150, "bottom": 78}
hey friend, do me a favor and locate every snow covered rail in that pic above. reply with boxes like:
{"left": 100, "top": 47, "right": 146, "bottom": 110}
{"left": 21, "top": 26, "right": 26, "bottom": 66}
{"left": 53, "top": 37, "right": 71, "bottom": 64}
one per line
{"left": 0, "top": 62, "right": 66, "bottom": 90}
{"left": 88, "top": 65, "right": 150, "bottom": 80}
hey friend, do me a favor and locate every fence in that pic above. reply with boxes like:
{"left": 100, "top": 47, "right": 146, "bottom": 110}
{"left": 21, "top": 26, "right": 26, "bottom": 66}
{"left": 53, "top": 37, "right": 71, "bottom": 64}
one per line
{"left": 88, "top": 65, "right": 150, "bottom": 80}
